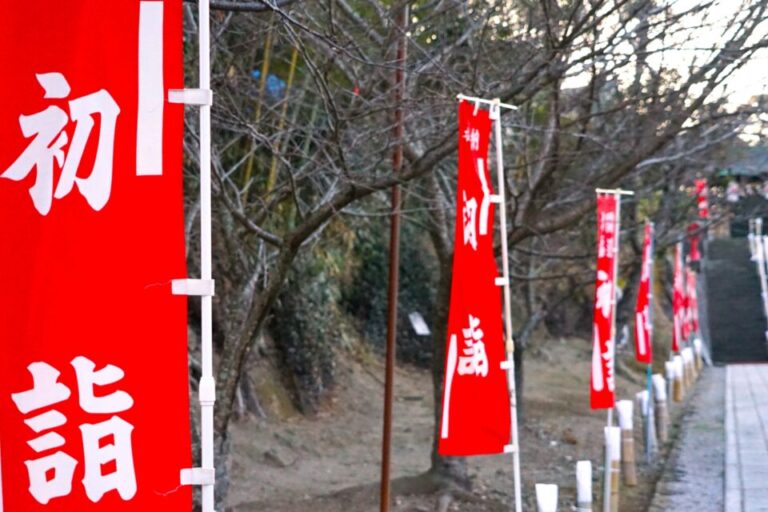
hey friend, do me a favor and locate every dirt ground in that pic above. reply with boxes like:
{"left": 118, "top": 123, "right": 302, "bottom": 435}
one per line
{"left": 227, "top": 337, "right": 690, "bottom": 511}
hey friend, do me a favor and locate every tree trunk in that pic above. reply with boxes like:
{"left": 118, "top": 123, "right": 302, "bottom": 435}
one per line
{"left": 425, "top": 173, "right": 470, "bottom": 489}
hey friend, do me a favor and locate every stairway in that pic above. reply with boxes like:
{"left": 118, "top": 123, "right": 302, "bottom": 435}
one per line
{"left": 706, "top": 238, "right": 768, "bottom": 363}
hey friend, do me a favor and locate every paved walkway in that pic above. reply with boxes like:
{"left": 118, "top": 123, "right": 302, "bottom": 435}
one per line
{"left": 726, "top": 364, "right": 768, "bottom": 512}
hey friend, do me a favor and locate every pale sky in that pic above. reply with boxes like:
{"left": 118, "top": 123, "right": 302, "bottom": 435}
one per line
{"left": 563, "top": 0, "right": 768, "bottom": 108}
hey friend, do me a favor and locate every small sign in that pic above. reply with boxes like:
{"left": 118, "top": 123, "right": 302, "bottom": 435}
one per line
{"left": 408, "top": 312, "right": 431, "bottom": 336}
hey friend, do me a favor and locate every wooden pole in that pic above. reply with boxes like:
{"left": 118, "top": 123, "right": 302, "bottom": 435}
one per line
{"left": 380, "top": 4, "right": 408, "bottom": 511}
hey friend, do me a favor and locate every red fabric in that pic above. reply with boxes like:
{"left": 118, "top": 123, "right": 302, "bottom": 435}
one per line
{"left": 634, "top": 223, "right": 654, "bottom": 364}
{"left": 695, "top": 179, "right": 709, "bottom": 219}
{"left": 590, "top": 194, "right": 619, "bottom": 410}
{"left": 672, "top": 243, "right": 685, "bottom": 353}
{"left": 0, "top": 2, "right": 191, "bottom": 510}
{"left": 687, "top": 269, "right": 699, "bottom": 335}
{"left": 688, "top": 223, "right": 701, "bottom": 263}
{"left": 438, "top": 101, "right": 511, "bottom": 456}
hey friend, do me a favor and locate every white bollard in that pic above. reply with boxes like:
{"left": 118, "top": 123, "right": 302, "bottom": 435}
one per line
{"left": 665, "top": 361, "right": 675, "bottom": 404}
{"left": 693, "top": 338, "right": 703, "bottom": 370}
{"left": 576, "top": 460, "right": 592, "bottom": 512}
{"left": 673, "top": 355, "right": 685, "bottom": 402}
{"left": 683, "top": 347, "right": 696, "bottom": 381}
{"left": 636, "top": 389, "right": 656, "bottom": 457}
{"left": 536, "top": 483, "right": 558, "bottom": 512}
{"left": 652, "top": 374, "right": 669, "bottom": 443}
{"left": 605, "top": 426, "right": 622, "bottom": 512}
{"left": 616, "top": 400, "right": 637, "bottom": 486}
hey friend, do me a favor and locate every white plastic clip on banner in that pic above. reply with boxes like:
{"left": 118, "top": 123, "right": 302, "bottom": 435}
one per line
{"left": 168, "top": 88, "right": 213, "bottom": 106}
{"left": 172, "top": 278, "right": 215, "bottom": 297}
{"left": 180, "top": 467, "right": 215, "bottom": 486}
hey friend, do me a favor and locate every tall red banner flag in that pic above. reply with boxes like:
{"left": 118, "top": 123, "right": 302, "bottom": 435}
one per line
{"left": 439, "top": 101, "right": 511, "bottom": 456}
{"left": 695, "top": 179, "right": 709, "bottom": 219}
{"left": 591, "top": 194, "right": 619, "bottom": 409}
{"left": 686, "top": 269, "right": 699, "bottom": 335}
{"left": 672, "top": 243, "right": 685, "bottom": 353}
{"left": 0, "top": 2, "right": 191, "bottom": 510}
{"left": 634, "top": 223, "right": 654, "bottom": 364}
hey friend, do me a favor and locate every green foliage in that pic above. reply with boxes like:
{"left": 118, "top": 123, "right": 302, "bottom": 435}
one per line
{"left": 341, "top": 217, "right": 439, "bottom": 367}
{"left": 270, "top": 254, "right": 341, "bottom": 415}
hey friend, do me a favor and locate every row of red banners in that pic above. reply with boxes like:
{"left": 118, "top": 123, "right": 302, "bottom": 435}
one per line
{"left": 439, "top": 101, "right": 706, "bottom": 450}
{"left": 592, "top": 208, "right": 701, "bottom": 410}
{"left": 0, "top": 2, "right": 192, "bottom": 510}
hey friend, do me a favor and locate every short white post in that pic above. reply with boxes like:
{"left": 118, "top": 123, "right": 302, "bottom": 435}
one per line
{"left": 605, "top": 427, "right": 621, "bottom": 512}
{"left": 693, "top": 338, "right": 703, "bottom": 370}
{"left": 635, "top": 390, "right": 656, "bottom": 456}
{"left": 576, "top": 460, "right": 593, "bottom": 512}
{"left": 535, "top": 484, "right": 559, "bottom": 512}
{"left": 665, "top": 361, "right": 675, "bottom": 404}
{"left": 652, "top": 374, "right": 668, "bottom": 443}
{"left": 616, "top": 400, "right": 637, "bottom": 486}
{"left": 673, "top": 355, "right": 685, "bottom": 402}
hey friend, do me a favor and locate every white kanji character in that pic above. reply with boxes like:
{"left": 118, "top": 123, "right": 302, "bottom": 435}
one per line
{"left": 71, "top": 356, "right": 134, "bottom": 414}
{"left": 457, "top": 314, "right": 489, "bottom": 377}
{"left": 462, "top": 191, "right": 478, "bottom": 250}
{"left": 595, "top": 270, "right": 613, "bottom": 318}
{"left": 12, "top": 363, "right": 77, "bottom": 504}
{"left": 11, "top": 362, "right": 71, "bottom": 414}
{"left": 603, "top": 337, "right": 615, "bottom": 391}
{"left": 463, "top": 127, "right": 480, "bottom": 151}
{"left": 1, "top": 72, "right": 120, "bottom": 215}
{"left": 80, "top": 416, "right": 137, "bottom": 502}
{"left": 591, "top": 329, "right": 604, "bottom": 391}
{"left": 476, "top": 158, "right": 491, "bottom": 236}
{"left": 25, "top": 451, "right": 78, "bottom": 505}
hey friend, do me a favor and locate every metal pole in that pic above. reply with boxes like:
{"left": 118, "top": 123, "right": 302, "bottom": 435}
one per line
{"left": 603, "top": 192, "right": 623, "bottom": 512}
{"left": 646, "top": 221, "right": 655, "bottom": 463}
{"left": 380, "top": 4, "right": 408, "bottom": 511}
{"left": 491, "top": 101, "right": 523, "bottom": 512}
{"left": 198, "top": 0, "right": 216, "bottom": 510}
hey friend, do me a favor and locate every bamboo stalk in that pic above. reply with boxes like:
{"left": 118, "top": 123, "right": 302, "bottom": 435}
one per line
{"left": 242, "top": 21, "right": 275, "bottom": 188}
{"left": 266, "top": 46, "right": 300, "bottom": 192}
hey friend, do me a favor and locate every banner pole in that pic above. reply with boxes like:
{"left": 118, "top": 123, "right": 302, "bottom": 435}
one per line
{"left": 198, "top": 0, "right": 216, "bottom": 510}
{"left": 491, "top": 100, "right": 522, "bottom": 512}
{"left": 379, "top": 4, "right": 408, "bottom": 511}
{"left": 603, "top": 190, "right": 625, "bottom": 512}
{"left": 646, "top": 221, "right": 655, "bottom": 463}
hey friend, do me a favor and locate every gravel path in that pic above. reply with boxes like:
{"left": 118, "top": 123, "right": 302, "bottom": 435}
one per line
{"left": 648, "top": 367, "right": 725, "bottom": 512}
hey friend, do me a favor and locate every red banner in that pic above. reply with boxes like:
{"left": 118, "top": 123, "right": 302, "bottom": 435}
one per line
{"left": 672, "top": 243, "right": 685, "bottom": 353}
{"left": 591, "top": 193, "right": 619, "bottom": 410}
{"left": 634, "top": 222, "right": 654, "bottom": 364}
{"left": 0, "top": 2, "right": 191, "bottom": 510}
{"left": 687, "top": 269, "right": 699, "bottom": 335}
{"left": 695, "top": 179, "right": 709, "bottom": 219}
{"left": 688, "top": 223, "right": 701, "bottom": 263}
{"left": 438, "top": 101, "right": 511, "bottom": 456}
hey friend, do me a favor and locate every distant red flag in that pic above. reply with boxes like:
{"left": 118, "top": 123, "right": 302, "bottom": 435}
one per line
{"left": 695, "top": 179, "right": 709, "bottom": 219}
{"left": 591, "top": 193, "right": 619, "bottom": 410}
{"left": 634, "top": 222, "right": 654, "bottom": 364}
{"left": 687, "top": 269, "right": 699, "bottom": 335}
{"left": 672, "top": 243, "right": 685, "bottom": 352}
{"left": 438, "top": 100, "right": 511, "bottom": 456}
{"left": 688, "top": 223, "right": 701, "bottom": 263}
